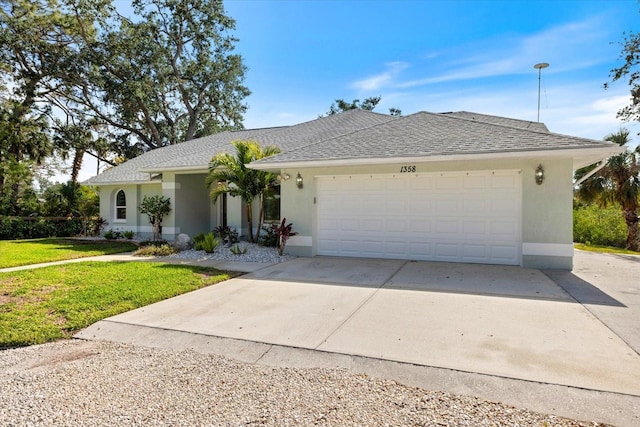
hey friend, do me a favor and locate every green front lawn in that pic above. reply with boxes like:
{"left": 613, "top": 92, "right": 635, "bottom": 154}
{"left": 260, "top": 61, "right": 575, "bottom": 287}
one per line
{"left": 574, "top": 243, "right": 640, "bottom": 256}
{"left": 0, "top": 261, "right": 233, "bottom": 348}
{"left": 0, "top": 238, "right": 138, "bottom": 269}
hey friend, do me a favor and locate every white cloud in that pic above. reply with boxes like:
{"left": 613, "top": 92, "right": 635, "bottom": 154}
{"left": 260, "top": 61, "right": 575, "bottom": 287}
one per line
{"left": 350, "top": 61, "right": 409, "bottom": 92}
{"left": 397, "top": 16, "right": 610, "bottom": 89}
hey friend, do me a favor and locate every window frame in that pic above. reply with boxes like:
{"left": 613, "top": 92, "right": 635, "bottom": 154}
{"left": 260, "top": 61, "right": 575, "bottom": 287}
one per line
{"left": 114, "top": 189, "right": 127, "bottom": 222}
{"left": 263, "top": 184, "right": 281, "bottom": 223}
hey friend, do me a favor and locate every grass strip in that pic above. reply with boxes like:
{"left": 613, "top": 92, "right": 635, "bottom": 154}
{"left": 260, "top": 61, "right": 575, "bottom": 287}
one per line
{"left": 0, "top": 261, "right": 233, "bottom": 348}
{"left": 0, "top": 238, "right": 138, "bottom": 269}
{"left": 574, "top": 243, "right": 640, "bottom": 256}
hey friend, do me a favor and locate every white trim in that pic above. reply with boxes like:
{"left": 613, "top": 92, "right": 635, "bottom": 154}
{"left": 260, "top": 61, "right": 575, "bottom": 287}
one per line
{"left": 522, "top": 243, "right": 574, "bottom": 257}
{"left": 249, "top": 146, "right": 623, "bottom": 171}
{"left": 313, "top": 169, "right": 522, "bottom": 179}
{"left": 574, "top": 161, "right": 607, "bottom": 186}
{"left": 139, "top": 166, "right": 209, "bottom": 174}
{"left": 162, "top": 182, "right": 181, "bottom": 190}
{"left": 85, "top": 180, "right": 160, "bottom": 186}
{"left": 287, "top": 235, "right": 312, "bottom": 247}
{"left": 114, "top": 189, "right": 127, "bottom": 222}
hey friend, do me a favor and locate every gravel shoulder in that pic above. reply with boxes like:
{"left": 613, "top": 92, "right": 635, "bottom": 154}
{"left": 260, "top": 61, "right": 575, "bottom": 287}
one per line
{"left": 0, "top": 340, "right": 604, "bottom": 426}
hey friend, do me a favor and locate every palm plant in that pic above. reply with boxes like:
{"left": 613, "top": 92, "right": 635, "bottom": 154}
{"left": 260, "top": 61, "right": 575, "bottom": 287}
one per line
{"left": 575, "top": 128, "right": 640, "bottom": 251}
{"left": 205, "top": 140, "right": 280, "bottom": 243}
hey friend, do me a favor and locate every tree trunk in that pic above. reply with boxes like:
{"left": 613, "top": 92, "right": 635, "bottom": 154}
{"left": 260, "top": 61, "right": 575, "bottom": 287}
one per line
{"left": 245, "top": 202, "right": 254, "bottom": 242}
{"left": 255, "top": 195, "right": 265, "bottom": 242}
{"left": 71, "top": 149, "right": 85, "bottom": 184}
{"left": 623, "top": 209, "right": 639, "bottom": 251}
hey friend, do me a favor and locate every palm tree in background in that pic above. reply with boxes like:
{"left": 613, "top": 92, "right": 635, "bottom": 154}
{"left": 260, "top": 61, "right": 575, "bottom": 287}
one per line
{"left": 205, "top": 140, "right": 280, "bottom": 243}
{"left": 575, "top": 128, "right": 640, "bottom": 251}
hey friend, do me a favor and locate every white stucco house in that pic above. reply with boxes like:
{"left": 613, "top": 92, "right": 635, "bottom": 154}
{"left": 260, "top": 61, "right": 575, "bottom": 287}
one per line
{"left": 85, "top": 109, "right": 622, "bottom": 269}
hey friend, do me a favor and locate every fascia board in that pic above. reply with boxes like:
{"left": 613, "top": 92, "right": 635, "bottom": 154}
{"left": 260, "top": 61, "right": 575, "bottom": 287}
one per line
{"left": 248, "top": 146, "right": 625, "bottom": 171}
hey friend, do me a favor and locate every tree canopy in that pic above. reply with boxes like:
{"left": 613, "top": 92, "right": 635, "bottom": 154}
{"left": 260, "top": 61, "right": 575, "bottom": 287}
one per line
{"left": 0, "top": 0, "right": 249, "bottom": 215}
{"left": 607, "top": 12, "right": 640, "bottom": 124}
{"left": 574, "top": 129, "right": 640, "bottom": 251}
{"left": 325, "top": 96, "right": 402, "bottom": 116}
{"left": 205, "top": 140, "right": 280, "bottom": 243}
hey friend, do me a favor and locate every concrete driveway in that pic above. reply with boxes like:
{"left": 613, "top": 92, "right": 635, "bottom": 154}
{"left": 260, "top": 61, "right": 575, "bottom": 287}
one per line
{"left": 79, "top": 251, "right": 640, "bottom": 399}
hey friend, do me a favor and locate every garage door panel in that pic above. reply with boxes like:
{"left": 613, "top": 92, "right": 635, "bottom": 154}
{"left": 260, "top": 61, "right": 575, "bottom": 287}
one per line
{"left": 462, "top": 244, "right": 490, "bottom": 260}
{"left": 463, "top": 174, "right": 489, "bottom": 190}
{"left": 317, "top": 171, "right": 521, "bottom": 265}
{"left": 492, "top": 173, "right": 518, "bottom": 189}
{"left": 435, "top": 243, "right": 459, "bottom": 258}
{"left": 409, "top": 219, "right": 433, "bottom": 233}
{"left": 462, "top": 220, "right": 487, "bottom": 235}
{"left": 361, "top": 219, "right": 384, "bottom": 231}
{"left": 436, "top": 175, "right": 459, "bottom": 190}
{"left": 436, "top": 199, "right": 459, "bottom": 213}
{"left": 435, "top": 220, "right": 459, "bottom": 234}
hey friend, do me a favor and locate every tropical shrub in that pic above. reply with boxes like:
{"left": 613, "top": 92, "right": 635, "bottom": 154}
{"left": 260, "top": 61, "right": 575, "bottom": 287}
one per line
{"left": 133, "top": 244, "right": 176, "bottom": 257}
{"left": 194, "top": 232, "right": 221, "bottom": 253}
{"left": 103, "top": 229, "right": 122, "bottom": 240}
{"left": 213, "top": 225, "right": 239, "bottom": 245}
{"left": 573, "top": 203, "right": 627, "bottom": 248}
{"left": 259, "top": 224, "right": 278, "bottom": 247}
{"left": 230, "top": 243, "right": 248, "bottom": 255}
{"left": 272, "top": 217, "right": 297, "bottom": 256}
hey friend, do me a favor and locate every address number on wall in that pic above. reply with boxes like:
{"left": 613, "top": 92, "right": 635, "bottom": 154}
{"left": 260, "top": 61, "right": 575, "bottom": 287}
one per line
{"left": 399, "top": 165, "right": 416, "bottom": 173}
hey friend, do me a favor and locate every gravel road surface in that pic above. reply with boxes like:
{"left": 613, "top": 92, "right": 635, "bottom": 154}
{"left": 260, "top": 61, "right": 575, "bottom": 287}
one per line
{"left": 0, "top": 340, "right": 605, "bottom": 426}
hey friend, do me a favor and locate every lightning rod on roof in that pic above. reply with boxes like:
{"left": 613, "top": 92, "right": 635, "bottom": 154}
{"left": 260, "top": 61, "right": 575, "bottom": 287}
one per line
{"left": 534, "top": 63, "right": 549, "bottom": 123}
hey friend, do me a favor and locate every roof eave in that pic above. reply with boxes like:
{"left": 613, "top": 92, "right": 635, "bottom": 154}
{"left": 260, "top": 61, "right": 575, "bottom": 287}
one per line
{"left": 248, "top": 146, "right": 625, "bottom": 171}
{"left": 138, "top": 165, "right": 209, "bottom": 174}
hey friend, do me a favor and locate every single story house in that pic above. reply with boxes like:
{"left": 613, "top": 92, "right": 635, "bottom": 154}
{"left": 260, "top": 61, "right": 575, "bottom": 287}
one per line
{"left": 85, "top": 109, "right": 622, "bottom": 269}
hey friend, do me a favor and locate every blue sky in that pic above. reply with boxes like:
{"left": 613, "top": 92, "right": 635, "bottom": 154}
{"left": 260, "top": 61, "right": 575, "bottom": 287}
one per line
{"left": 73, "top": 0, "right": 639, "bottom": 181}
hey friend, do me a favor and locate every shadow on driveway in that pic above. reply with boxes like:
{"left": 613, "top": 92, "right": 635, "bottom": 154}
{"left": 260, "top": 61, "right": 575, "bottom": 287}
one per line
{"left": 250, "top": 256, "right": 625, "bottom": 306}
{"left": 544, "top": 269, "right": 625, "bottom": 307}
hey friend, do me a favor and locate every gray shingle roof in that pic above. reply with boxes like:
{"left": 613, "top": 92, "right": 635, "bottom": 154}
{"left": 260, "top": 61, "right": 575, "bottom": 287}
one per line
{"left": 85, "top": 109, "right": 617, "bottom": 184}
{"left": 440, "top": 111, "right": 550, "bottom": 132}
{"left": 85, "top": 109, "right": 395, "bottom": 184}
{"left": 250, "top": 111, "right": 617, "bottom": 166}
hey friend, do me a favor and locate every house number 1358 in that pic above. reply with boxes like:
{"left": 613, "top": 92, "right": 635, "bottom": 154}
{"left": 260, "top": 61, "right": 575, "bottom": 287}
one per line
{"left": 400, "top": 165, "right": 416, "bottom": 173}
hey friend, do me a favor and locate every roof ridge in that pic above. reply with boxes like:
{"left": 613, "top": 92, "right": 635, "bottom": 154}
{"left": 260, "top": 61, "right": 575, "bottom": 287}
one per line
{"left": 434, "top": 111, "right": 549, "bottom": 132}
{"left": 425, "top": 110, "right": 602, "bottom": 141}
{"left": 251, "top": 110, "right": 400, "bottom": 164}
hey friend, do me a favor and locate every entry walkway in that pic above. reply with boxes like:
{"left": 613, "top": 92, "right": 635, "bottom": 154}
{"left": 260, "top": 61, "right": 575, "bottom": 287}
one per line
{"left": 77, "top": 253, "right": 640, "bottom": 426}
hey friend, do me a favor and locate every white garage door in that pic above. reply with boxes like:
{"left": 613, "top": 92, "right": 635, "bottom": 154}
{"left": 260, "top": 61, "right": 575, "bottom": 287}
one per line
{"left": 316, "top": 170, "right": 521, "bottom": 265}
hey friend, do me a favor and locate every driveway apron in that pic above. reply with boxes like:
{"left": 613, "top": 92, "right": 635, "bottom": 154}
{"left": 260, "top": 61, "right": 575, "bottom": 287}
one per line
{"left": 78, "top": 254, "right": 640, "bottom": 397}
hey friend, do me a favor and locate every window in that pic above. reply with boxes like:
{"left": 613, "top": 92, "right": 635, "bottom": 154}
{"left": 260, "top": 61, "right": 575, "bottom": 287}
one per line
{"left": 264, "top": 185, "right": 280, "bottom": 222}
{"left": 115, "top": 190, "right": 126, "bottom": 220}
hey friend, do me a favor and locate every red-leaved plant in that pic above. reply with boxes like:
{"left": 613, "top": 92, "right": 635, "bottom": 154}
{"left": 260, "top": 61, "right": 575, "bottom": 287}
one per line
{"left": 272, "top": 217, "right": 297, "bottom": 256}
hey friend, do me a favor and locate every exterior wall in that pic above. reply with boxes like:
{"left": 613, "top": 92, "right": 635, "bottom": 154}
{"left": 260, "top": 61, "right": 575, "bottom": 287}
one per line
{"left": 279, "top": 157, "right": 574, "bottom": 269}
{"left": 98, "top": 183, "right": 162, "bottom": 239}
{"left": 174, "top": 173, "right": 212, "bottom": 237}
{"left": 520, "top": 158, "right": 574, "bottom": 269}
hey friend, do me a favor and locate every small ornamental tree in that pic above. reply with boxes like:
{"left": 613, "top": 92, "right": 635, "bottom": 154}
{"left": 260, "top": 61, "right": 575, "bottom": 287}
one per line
{"left": 139, "top": 195, "right": 171, "bottom": 241}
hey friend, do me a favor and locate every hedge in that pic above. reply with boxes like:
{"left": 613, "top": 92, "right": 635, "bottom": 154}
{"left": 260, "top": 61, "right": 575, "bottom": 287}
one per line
{"left": 0, "top": 217, "right": 84, "bottom": 240}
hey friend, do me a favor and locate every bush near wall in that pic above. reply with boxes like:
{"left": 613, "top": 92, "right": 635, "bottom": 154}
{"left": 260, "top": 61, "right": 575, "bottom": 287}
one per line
{"left": 0, "top": 217, "right": 84, "bottom": 240}
{"left": 573, "top": 203, "right": 627, "bottom": 248}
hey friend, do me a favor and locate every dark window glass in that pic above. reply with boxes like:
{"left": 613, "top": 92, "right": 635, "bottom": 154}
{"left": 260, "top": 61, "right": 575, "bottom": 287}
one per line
{"left": 264, "top": 185, "right": 280, "bottom": 222}
{"left": 116, "top": 190, "right": 126, "bottom": 220}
